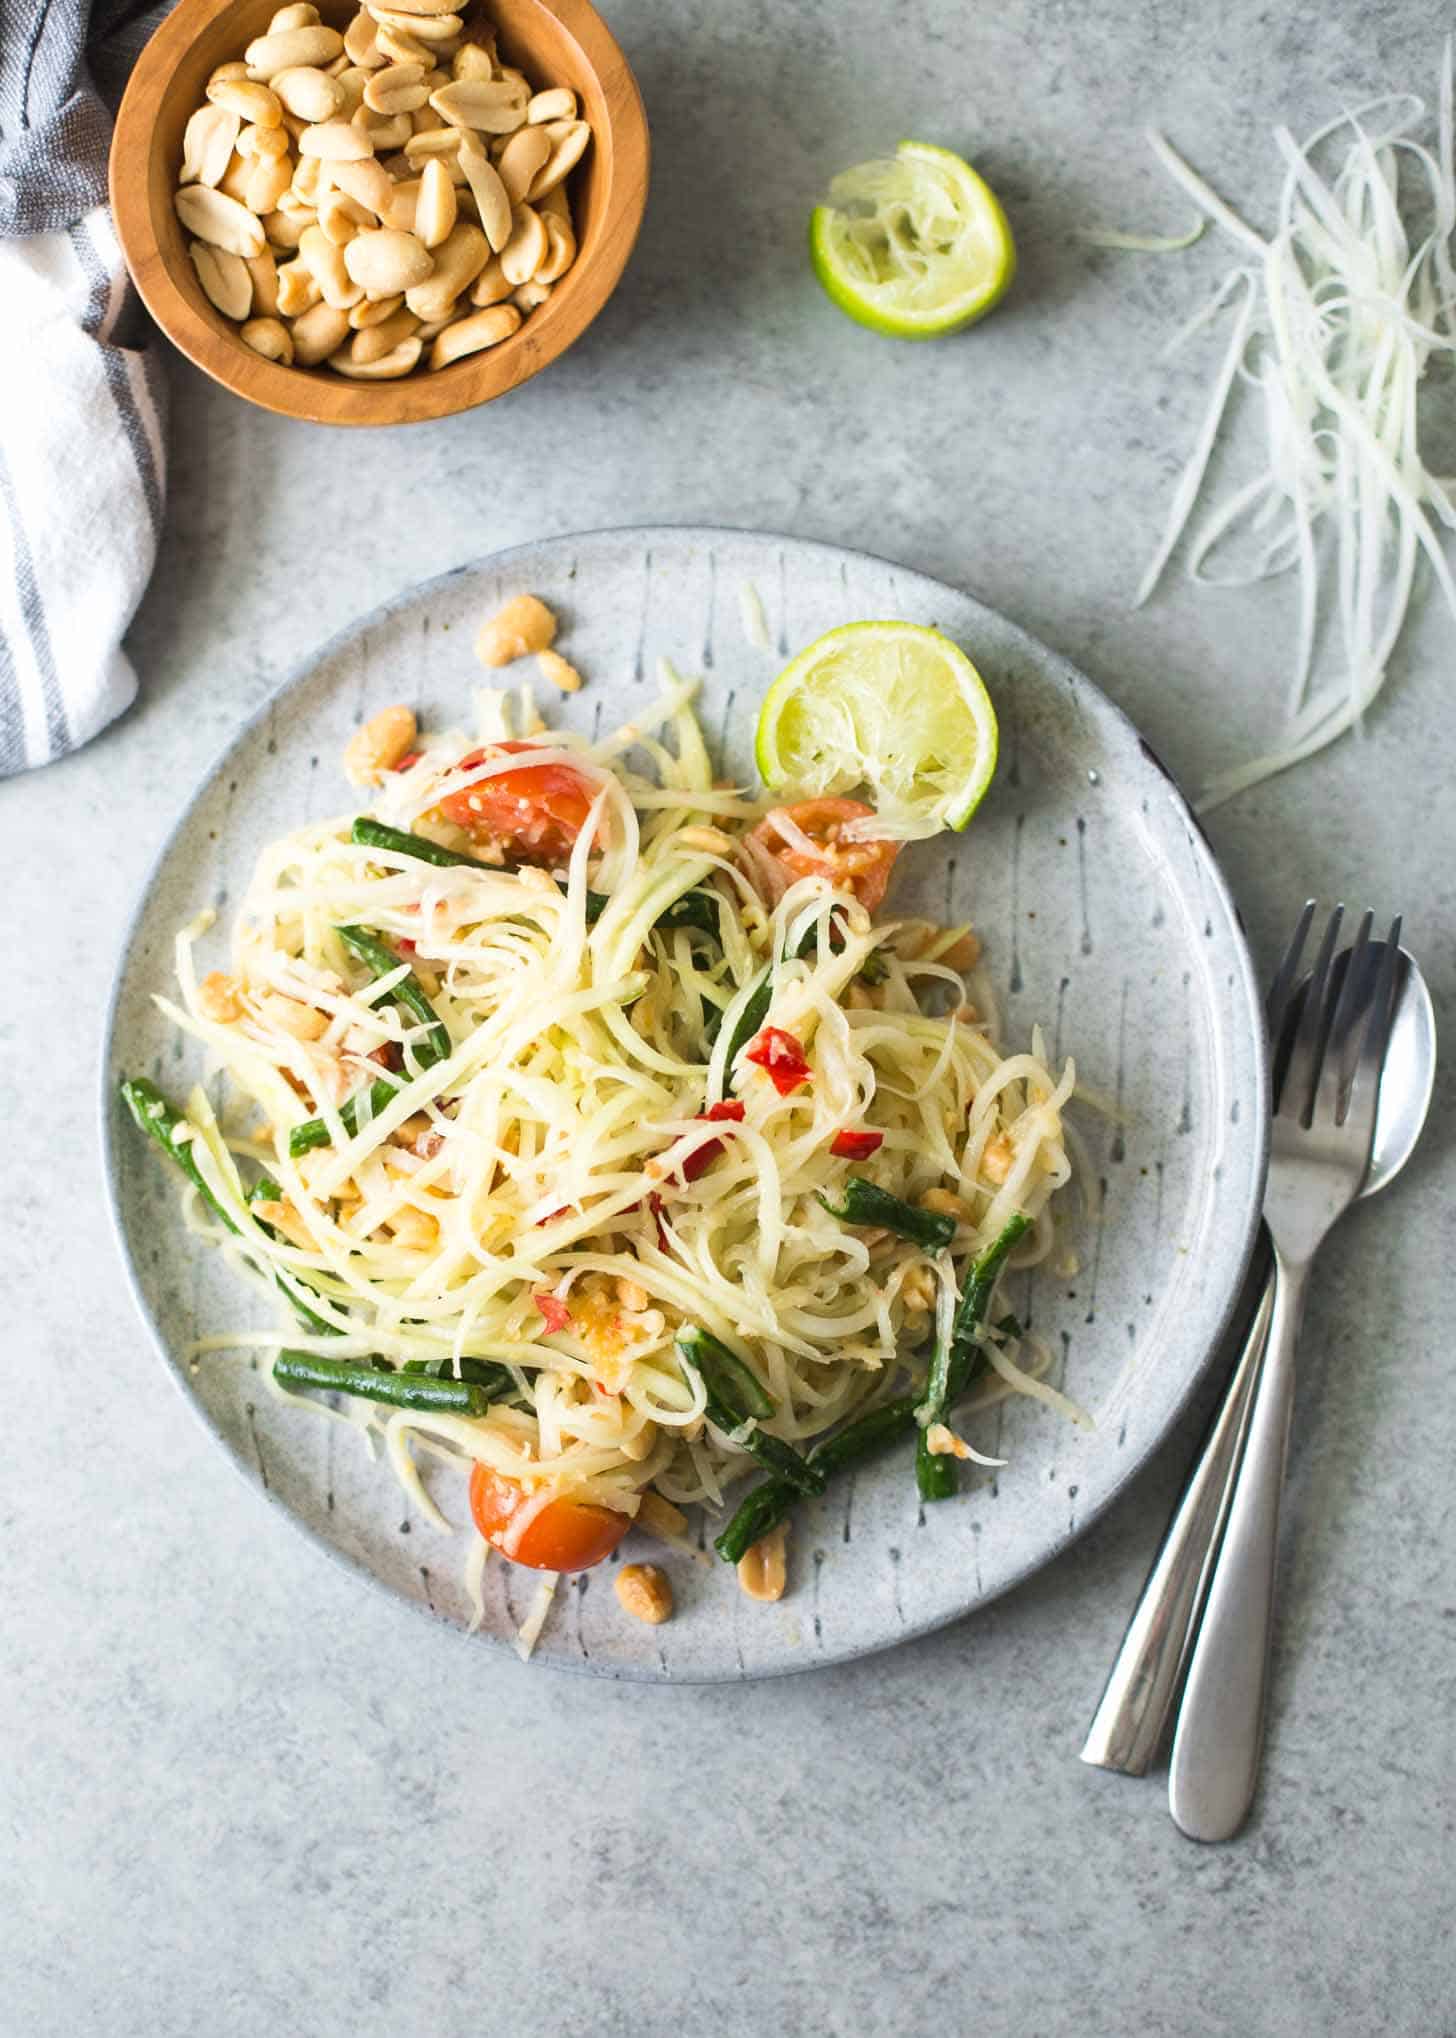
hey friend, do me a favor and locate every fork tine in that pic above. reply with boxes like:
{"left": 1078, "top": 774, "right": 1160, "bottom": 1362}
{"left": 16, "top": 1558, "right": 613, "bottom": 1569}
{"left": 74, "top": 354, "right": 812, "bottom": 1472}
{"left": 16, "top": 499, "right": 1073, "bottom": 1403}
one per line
{"left": 1280, "top": 902, "right": 1342, "bottom": 1125}
{"left": 1266, "top": 899, "right": 1316, "bottom": 1038}
{"left": 1343, "top": 919, "right": 1403, "bottom": 1148}
{"left": 1315, "top": 909, "right": 1374, "bottom": 1124}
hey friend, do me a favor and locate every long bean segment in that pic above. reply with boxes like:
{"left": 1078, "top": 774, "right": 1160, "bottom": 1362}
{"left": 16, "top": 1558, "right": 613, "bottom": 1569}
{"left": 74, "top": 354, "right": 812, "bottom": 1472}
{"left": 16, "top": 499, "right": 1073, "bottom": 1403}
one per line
{"left": 916, "top": 1217, "right": 1031, "bottom": 1501}
{"left": 676, "top": 1326, "right": 823, "bottom": 1497}
{"left": 121, "top": 1078, "right": 337, "bottom": 1336}
{"left": 351, "top": 816, "right": 484, "bottom": 870}
{"left": 817, "top": 1176, "right": 957, "bottom": 1251}
{"left": 274, "top": 1350, "right": 494, "bottom": 1415}
{"left": 401, "top": 1355, "right": 516, "bottom": 1401}
{"left": 352, "top": 816, "right": 608, "bottom": 920}
{"left": 712, "top": 1395, "right": 919, "bottom": 1563}
{"left": 288, "top": 924, "right": 451, "bottom": 1158}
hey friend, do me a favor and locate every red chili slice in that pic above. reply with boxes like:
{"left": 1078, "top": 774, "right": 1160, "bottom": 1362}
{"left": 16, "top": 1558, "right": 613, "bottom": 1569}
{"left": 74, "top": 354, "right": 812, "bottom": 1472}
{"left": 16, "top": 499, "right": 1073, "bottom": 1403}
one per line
{"left": 533, "top": 1292, "right": 572, "bottom": 1333}
{"left": 831, "top": 1128, "right": 885, "bottom": 1160}
{"left": 680, "top": 1099, "right": 746, "bottom": 1182}
{"left": 647, "top": 1192, "right": 669, "bottom": 1249}
{"left": 392, "top": 752, "right": 422, "bottom": 772}
{"left": 744, "top": 1027, "right": 812, "bottom": 1096}
{"left": 396, "top": 937, "right": 418, "bottom": 955}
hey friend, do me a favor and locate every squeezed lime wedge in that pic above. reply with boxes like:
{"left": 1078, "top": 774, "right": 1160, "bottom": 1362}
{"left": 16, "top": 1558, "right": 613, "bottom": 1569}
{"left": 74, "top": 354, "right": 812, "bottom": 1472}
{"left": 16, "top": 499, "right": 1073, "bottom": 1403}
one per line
{"left": 811, "top": 140, "right": 1016, "bottom": 339}
{"left": 755, "top": 620, "right": 999, "bottom": 834}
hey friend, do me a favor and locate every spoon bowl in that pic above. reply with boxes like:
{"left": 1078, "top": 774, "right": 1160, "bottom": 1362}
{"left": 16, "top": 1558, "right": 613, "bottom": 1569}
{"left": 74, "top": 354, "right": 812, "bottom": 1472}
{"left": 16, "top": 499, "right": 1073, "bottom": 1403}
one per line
{"left": 1362, "top": 948, "right": 1437, "bottom": 1195}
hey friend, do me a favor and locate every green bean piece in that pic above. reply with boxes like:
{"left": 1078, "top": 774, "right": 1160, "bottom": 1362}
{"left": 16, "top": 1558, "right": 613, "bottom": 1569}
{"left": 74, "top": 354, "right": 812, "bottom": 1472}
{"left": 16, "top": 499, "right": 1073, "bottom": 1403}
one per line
{"left": 336, "top": 924, "right": 451, "bottom": 1064}
{"left": 287, "top": 925, "right": 452, "bottom": 1158}
{"left": 712, "top": 1395, "right": 919, "bottom": 1564}
{"left": 288, "top": 1075, "right": 405, "bottom": 1159}
{"left": 351, "top": 817, "right": 482, "bottom": 869}
{"left": 721, "top": 972, "right": 773, "bottom": 1065}
{"left": 817, "top": 1176, "right": 957, "bottom": 1252}
{"left": 120, "top": 1078, "right": 337, "bottom": 1337}
{"left": 677, "top": 1327, "right": 823, "bottom": 1497}
{"left": 401, "top": 1355, "right": 516, "bottom": 1401}
{"left": 351, "top": 816, "right": 610, "bottom": 920}
{"left": 274, "top": 1350, "right": 492, "bottom": 1415}
{"left": 916, "top": 1217, "right": 1031, "bottom": 1501}
{"left": 675, "top": 1325, "right": 775, "bottom": 1419}
{"left": 657, "top": 889, "right": 721, "bottom": 939}
{"left": 916, "top": 1313, "right": 1025, "bottom": 1501}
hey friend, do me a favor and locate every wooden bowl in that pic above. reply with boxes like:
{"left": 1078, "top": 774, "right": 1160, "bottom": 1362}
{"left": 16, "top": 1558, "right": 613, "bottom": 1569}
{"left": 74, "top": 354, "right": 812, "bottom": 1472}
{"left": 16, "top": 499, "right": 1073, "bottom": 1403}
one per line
{"left": 110, "top": 0, "right": 648, "bottom": 425}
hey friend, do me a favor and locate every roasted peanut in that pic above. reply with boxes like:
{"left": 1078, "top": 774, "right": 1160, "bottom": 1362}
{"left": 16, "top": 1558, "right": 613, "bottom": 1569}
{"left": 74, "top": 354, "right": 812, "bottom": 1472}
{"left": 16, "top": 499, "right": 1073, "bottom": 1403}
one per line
{"left": 941, "top": 930, "right": 982, "bottom": 971}
{"left": 387, "top": 1204, "right": 440, "bottom": 1249}
{"left": 918, "top": 1186, "right": 971, "bottom": 1220}
{"left": 271, "top": 63, "right": 344, "bottom": 121}
{"left": 241, "top": 314, "right": 295, "bottom": 363}
{"left": 189, "top": 241, "right": 253, "bottom": 320}
{"left": 198, "top": 971, "right": 244, "bottom": 1022}
{"left": 615, "top": 1563, "right": 673, "bottom": 1625}
{"left": 536, "top": 648, "right": 582, "bottom": 694}
{"left": 426, "top": 299, "right": 518, "bottom": 368}
{"left": 344, "top": 702, "right": 417, "bottom": 784}
{"left": 635, "top": 1491, "right": 689, "bottom": 1541}
{"left": 981, "top": 1131, "right": 1015, "bottom": 1184}
{"left": 737, "top": 1523, "right": 789, "bottom": 1602}
{"left": 475, "top": 593, "right": 556, "bottom": 667}
{"left": 257, "top": 992, "right": 329, "bottom": 1040}
{"left": 181, "top": 104, "right": 241, "bottom": 186}
{"left": 290, "top": 298, "right": 352, "bottom": 363}
{"left": 174, "top": 184, "right": 266, "bottom": 258}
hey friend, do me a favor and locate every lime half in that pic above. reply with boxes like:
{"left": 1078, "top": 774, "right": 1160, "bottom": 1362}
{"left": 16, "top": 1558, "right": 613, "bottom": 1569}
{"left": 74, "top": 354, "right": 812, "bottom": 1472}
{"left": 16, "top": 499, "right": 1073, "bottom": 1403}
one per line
{"left": 810, "top": 140, "right": 1016, "bottom": 339}
{"left": 755, "top": 621, "right": 999, "bottom": 835}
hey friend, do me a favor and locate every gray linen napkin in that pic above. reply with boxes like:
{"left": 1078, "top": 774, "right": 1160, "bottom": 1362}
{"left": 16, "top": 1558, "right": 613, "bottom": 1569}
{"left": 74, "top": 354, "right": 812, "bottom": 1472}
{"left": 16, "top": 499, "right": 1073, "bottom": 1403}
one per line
{"left": 0, "top": 0, "right": 170, "bottom": 776}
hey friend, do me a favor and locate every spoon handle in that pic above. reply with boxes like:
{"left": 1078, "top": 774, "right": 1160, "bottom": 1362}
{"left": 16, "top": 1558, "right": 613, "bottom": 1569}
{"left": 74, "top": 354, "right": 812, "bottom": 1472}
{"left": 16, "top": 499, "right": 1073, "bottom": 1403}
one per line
{"left": 1168, "top": 1251, "right": 1311, "bottom": 1840}
{"left": 1080, "top": 1275, "right": 1273, "bottom": 1774}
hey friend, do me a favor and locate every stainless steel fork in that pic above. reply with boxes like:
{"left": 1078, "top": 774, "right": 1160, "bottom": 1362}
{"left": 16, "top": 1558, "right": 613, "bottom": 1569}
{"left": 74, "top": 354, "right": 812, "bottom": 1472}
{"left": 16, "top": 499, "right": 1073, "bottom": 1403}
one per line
{"left": 1165, "top": 903, "right": 1402, "bottom": 1841}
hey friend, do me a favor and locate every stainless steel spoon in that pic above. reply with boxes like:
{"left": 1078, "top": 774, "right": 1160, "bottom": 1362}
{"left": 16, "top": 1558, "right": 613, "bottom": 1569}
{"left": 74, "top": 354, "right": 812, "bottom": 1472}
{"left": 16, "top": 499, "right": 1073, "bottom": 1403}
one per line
{"left": 1080, "top": 941, "right": 1435, "bottom": 1784}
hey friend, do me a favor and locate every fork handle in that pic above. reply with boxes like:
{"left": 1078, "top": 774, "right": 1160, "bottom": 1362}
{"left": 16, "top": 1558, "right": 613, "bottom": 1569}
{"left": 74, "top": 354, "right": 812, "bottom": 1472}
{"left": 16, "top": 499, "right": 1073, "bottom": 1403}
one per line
{"left": 1079, "top": 1276, "right": 1274, "bottom": 1775}
{"left": 1167, "top": 1251, "right": 1311, "bottom": 1841}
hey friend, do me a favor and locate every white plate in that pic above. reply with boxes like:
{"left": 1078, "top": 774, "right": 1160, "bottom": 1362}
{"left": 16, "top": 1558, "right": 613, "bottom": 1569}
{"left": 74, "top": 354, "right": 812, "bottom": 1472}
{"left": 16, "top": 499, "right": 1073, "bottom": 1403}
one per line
{"left": 103, "top": 526, "right": 1267, "bottom": 1680}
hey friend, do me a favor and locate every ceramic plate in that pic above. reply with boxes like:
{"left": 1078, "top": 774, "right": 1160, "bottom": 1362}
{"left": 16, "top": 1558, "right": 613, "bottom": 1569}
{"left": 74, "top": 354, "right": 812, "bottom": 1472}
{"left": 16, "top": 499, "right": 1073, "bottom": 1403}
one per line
{"left": 103, "top": 526, "right": 1267, "bottom": 1680}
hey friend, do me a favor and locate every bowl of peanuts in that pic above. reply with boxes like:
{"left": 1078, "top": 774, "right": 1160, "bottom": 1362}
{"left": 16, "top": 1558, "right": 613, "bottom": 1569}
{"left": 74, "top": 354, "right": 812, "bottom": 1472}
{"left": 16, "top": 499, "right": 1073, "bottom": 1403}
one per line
{"left": 110, "top": 0, "right": 648, "bottom": 423}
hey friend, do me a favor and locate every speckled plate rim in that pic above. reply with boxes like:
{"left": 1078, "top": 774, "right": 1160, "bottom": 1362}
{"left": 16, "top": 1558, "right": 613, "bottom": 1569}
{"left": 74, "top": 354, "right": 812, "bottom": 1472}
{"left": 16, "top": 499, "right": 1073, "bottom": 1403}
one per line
{"left": 100, "top": 522, "right": 1269, "bottom": 1682}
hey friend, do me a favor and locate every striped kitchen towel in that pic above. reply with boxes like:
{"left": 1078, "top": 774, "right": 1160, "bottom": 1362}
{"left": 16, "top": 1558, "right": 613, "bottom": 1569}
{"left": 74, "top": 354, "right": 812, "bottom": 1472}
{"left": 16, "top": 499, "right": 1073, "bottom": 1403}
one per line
{"left": 0, "top": 0, "right": 169, "bottom": 777}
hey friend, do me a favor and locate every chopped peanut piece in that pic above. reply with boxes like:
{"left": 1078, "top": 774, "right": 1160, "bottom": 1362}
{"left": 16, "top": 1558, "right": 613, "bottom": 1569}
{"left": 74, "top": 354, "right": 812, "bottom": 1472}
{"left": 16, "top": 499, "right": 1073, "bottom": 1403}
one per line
{"left": 475, "top": 593, "right": 556, "bottom": 667}
{"left": 253, "top": 1197, "right": 316, "bottom": 1250}
{"left": 198, "top": 971, "right": 243, "bottom": 1022}
{"left": 736, "top": 1521, "right": 788, "bottom": 1602}
{"left": 918, "top": 1186, "right": 971, "bottom": 1220}
{"left": 257, "top": 992, "right": 329, "bottom": 1040}
{"left": 900, "top": 1263, "right": 938, "bottom": 1313}
{"left": 388, "top": 1204, "right": 440, "bottom": 1250}
{"left": 982, "top": 1132, "right": 1015, "bottom": 1184}
{"left": 675, "top": 824, "right": 735, "bottom": 857}
{"left": 940, "top": 929, "right": 982, "bottom": 972}
{"left": 615, "top": 1274, "right": 649, "bottom": 1312}
{"left": 344, "top": 703, "right": 417, "bottom": 786}
{"left": 926, "top": 1422, "right": 975, "bottom": 1460}
{"left": 615, "top": 1562, "right": 673, "bottom": 1624}
{"left": 536, "top": 647, "right": 582, "bottom": 693}
{"left": 636, "top": 1491, "right": 688, "bottom": 1541}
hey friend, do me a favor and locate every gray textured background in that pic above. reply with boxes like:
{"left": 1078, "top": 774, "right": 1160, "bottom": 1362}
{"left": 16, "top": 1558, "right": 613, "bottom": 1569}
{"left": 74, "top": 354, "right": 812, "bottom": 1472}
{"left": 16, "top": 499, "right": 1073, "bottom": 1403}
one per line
{"left": 6, "top": 0, "right": 1455, "bottom": 2030}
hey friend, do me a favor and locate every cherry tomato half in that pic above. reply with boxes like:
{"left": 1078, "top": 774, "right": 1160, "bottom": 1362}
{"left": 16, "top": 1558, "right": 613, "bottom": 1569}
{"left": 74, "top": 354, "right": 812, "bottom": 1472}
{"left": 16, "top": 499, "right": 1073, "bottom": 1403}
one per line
{"left": 749, "top": 798, "right": 900, "bottom": 911}
{"left": 439, "top": 742, "right": 599, "bottom": 864}
{"left": 469, "top": 1462, "right": 631, "bottom": 1572}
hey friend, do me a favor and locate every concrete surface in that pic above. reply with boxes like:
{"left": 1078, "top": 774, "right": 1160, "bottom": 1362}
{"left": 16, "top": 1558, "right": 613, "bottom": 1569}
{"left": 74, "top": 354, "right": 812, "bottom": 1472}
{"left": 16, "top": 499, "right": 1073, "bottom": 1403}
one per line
{"left": 5, "top": 0, "right": 1454, "bottom": 2030}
